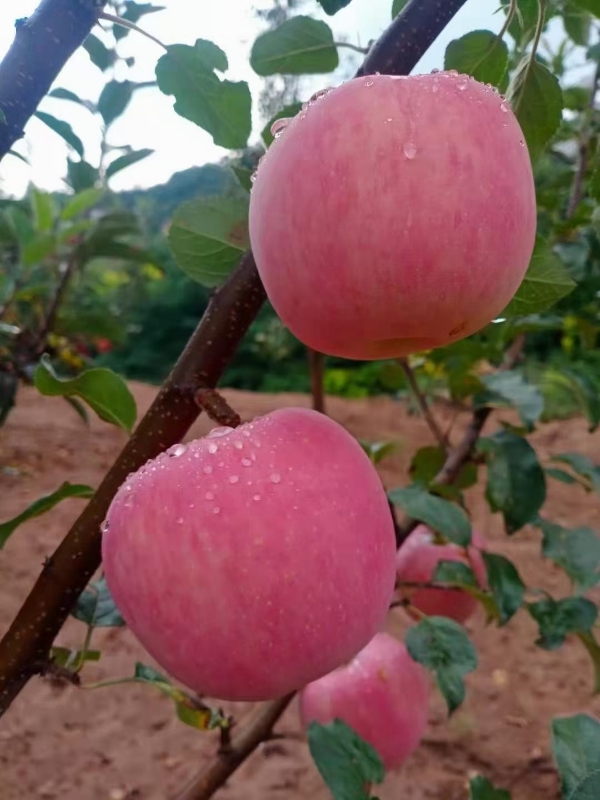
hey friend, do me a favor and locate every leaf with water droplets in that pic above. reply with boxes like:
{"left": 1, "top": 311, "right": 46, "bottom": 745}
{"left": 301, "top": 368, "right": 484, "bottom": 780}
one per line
{"left": 251, "top": 16, "right": 338, "bottom": 76}
{"left": 34, "top": 356, "right": 137, "bottom": 433}
{"left": 444, "top": 31, "right": 508, "bottom": 87}
{"left": 0, "top": 482, "right": 94, "bottom": 549}
{"left": 506, "top": 58, "right": 563, "bottom": 163}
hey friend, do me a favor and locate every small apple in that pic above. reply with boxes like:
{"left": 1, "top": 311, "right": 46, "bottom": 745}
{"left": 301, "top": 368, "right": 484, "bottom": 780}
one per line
{"left": 299, "top": 632, "right": 430, "bottom": 770}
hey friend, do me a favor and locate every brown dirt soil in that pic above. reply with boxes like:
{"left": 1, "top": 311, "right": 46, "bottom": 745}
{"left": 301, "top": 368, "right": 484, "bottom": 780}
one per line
{"left": 1, "top": 384, "right": 600, "bottom": 800}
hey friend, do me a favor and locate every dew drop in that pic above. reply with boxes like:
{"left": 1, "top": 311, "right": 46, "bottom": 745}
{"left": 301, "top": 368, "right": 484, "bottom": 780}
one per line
{"left": 250, "top": 172, "right": 257, "bottom": 184}
{"left": 385, "top": 117, "right": 393, "bottom": 123}
{"left": 500, "top": 102, "right": 508, "bottom": 113}
{"left": 213, "top": 506, "right": 221, "bottom": 515}
{"left": 168, "top": 443, "right": 187, "bottom": 458}
{"left": 203, "top": 465, "right": 213, "bottom": 475}
{"left": 431, "top": 68, "right": 440, "bottom": 74}
{"left": 101, "top": 520, "right": 110, "bottom": 534}
{"left": 205, "top": 491, "right": 215, "bottom": 500}
{"left": 270, "top": 473, "right": 281, "bottom": 484}
{"left": 234, "top": 440, "right": 243, "bottom": 450}
{"left": 208, "top": 443, "right": 218, "bottom": 454}
{"left": 253, "top": 494, "right": 261, "bottom": 501}
{"left": 364, "top": 79, "right": 374, "bottom": 87}
{"left": 270, "top": 117, "right": 292, "bottom": 138}
{"left": 229, "top": 475, "right": 239, "bottom": 484}
{"left": 309, "top": 87, "right": 331, "bottom": 102}
{"left": 208, "top": 426, "right": 234, "bottom": 439}
{"left": 519, "top": 139, "right": 525, "bottom": 147}
{"left": 241, "top": 458, "right": 252, "bottom": 467}
{"left": 177, "top": 517, "right": 184, "bottom": 524}
{"left": 448, "top": 69, "right": 458, "bottom": 76}
{"left": 403, "top": 140, "right": 417, "bottom": 159}
{"left": 458, "top": 82, "right": 467, "bottom": 91}
{"left": 431, "top": 82, "right": 439, "bottom": 93}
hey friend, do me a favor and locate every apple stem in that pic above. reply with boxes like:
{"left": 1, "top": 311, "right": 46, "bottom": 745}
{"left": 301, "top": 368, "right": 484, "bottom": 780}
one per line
{"left": 195, "top": 388, "right": 242, "bottom": 428}
{"left": 398, "top": 358, "right": 447, "bottom": 450}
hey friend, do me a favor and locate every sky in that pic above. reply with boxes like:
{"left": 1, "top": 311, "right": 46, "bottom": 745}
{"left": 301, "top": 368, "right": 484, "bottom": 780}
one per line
{"left": 0, "top": 0, "right": 567, "bottom": 197}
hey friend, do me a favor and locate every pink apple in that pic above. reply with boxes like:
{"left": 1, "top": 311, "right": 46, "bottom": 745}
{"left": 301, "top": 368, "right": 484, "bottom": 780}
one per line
{"left": 395, "top": 524, "right": 487, "bottom": 623}
{"left": 249, "top": 72, "right": 536, "bottom": 360}
{"left": 101, "top": 407, "right": 397, "bottom": 701}
{"left": 299, "top": 632, "right": 429, "bottom": 770}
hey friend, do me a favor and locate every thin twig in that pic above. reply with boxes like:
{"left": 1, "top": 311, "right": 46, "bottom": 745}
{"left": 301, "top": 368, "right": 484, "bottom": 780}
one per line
{"left": 566, "top": 58, "right": 600, "bottom": 219}
{"left": 195, "top": 389, "right": 242, "bottom": 428}
{"left": 399, "top": 358, "right": 447, "bottom": 449}
{"left": 307, "top": 349, "right": 325, "bottom": 414}
{"left": 394, "top": 336, "right": 526, "bottom": 544}
{"left": 173, "top": 695, "right": 294, "bottom": 800}
{"left": 98, "top": 11, "right": 167, "bottom": 50}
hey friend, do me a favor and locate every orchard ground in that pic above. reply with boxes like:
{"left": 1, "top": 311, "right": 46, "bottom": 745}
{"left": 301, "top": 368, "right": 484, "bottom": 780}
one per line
{"left": 1, "top": 383, "right": 599, "bottom": 800}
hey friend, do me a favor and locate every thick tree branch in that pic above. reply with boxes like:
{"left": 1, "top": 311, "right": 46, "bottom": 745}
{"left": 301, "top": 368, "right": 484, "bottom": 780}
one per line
{"left": 0, "top": 252, "right": 265, "bottom": 714}
{"left": 0, "top": 0, "right": 104, "bottom": 160}
{"left": 173, "top": 695, "right": 294, "bottom": 800}
{"left": 0, "top": 0, "right": 471, "bottom": 721}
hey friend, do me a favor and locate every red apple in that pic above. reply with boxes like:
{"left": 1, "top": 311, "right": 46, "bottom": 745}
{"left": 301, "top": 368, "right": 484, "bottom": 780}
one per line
{"left": 299, "top": 632, "right": 429, "bottom": 770}
{"left": 249, "top": 71, "right": 536, "bottom": 360}
{"left": 396, "top": 524, "right": 487, "bottom": 623}
{"left": 101, "top": 407, "right": 397, "bottom": 701}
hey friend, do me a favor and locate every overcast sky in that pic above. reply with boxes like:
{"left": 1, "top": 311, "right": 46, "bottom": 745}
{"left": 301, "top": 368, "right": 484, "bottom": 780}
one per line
{"left": 0, "top": 0, "right": 565, "bottom": 197}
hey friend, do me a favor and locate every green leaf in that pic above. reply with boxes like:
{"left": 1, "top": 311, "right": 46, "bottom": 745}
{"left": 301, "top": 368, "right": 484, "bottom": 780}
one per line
{"left": 307, "top": 719, "right": 384, "bottom": 800}
{"left": 528, "top": 597, "right": 597, "bottom": 650}
{"left": 444, "top": 31, "right": 508, "bottom": 87}
{"left": 82, "top": 33, "right": 116, "bottom": 72}
{"left": 392, "top": 0, "right": 409, "bottom": 16}
{"left": 131, "top": 663, "right": 227, "bottom": 730}
{"left": 477, "top": 371, "right": 543, "bottom": 428}
{"left": 359, "top": 440, "right": 397, "bottom": 465}
{"left": 105, "top": 148, "right": 154, "bottom": 180}
{"left": 60, "top": 188, "right": 105, "bottom": 221}
{"left": 575, "top": 0, "right": 600, "bottom": 18}
{"left": 409, "top": 445, "right": 477, "bottom": 496}
{"left": 406, "top": 617, "right": 477, "bottom": 714}
{"left": 541, "top": 367, "right": 600, "bottom": 432}
{"left": 534, "top": 519, "right": 600, "bottom": 593}
{"left": 7, "top": 148, "right": 29, "bottom": 164}
{"left": 51, "top": 645, "right": 101, "bottom": 671}
{"left": 168, "top": 174, "right": 250, "bottom": 287}
{"left": 577, "top": 631, "right": 600, "bottom": 695}
{"left": 0, "top": 482, "right": 94, "bottom": 549}
{"left": 388, "top": 485, "right": 472, "bottom": 546}
{"left": 30, "top": 189, "right": 56, "bottom": 233}
{"left": 501, "top": 0, "right": 539, "bottom": 43}
{"left": 71, "top": 576, "right": 124, "bottom": 627}
{"left": 564, "top": 1, "right": 592, "bottom": 45}
{"left": 98, "top": 80, "right": 135, "bottom": 126}
{"left": 156, "top": 40, "right": 252, "bottom": 150}
{"left": 67, "top": 159, "right": 99, "bottom": 192}
{"left": 551, "top": 713, "right": 600, "bottom": 800}
{"left": 478, "top": 429, "right": 546, "bottom": 533}
{"left": 231, "top": 165, "right": 253, "bottom": 193}
{"left": 261, "top": 102, "right": 303, "bottom": 147}
{"left": 122, "top": 2, "right": 165, "bottom": 23}
{"left": 34, "top": 111, "right": 84, "bottom": 158}
{"left": 590, "top": 164, "right": 600, "bottom": 203}
{"left": 502, "top": 238, "right": 575, "bottom": 318}
{"left": 551, "top": 453, "right": 600, "bottom": 492}
{"left": 34, "top": 356, "right": 137, "bottom": 433}
{"left": 469, "top": 775, "right": 512, "bottom": 800}
{"left": 22, "top": 233, "right": 56, "bottom": 266}
{"left": 317, "top": 0, "right": 353, "bottom": 13}
{"left": 250, "top": 16, "right": 339, "bottom": 76}
{"left": 434, "top": 560, "right": 478, "bottom": 587}
{"left": 48, "top": 87, "right": 91, "bottom": 109}
{"left": 506, "top": 58, "right": 563, "bottom": 163}
{"left": 82, "top": 240, "right": 157, "bottom": 265}
{"left": 545, "top": 467, "right": 578, "bottom": 486}
{"left": 482, "top": 553, "right": 525, "bottom": 624}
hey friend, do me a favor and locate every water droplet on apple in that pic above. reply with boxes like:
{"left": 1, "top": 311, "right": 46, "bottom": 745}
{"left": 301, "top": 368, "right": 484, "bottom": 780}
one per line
{"left": 500, "top": 102, "right": 508, "bottom": 113}
{"left": 270, "top": 473, "right": 281, "bottom": 484}
{"left": 205, "top": 491, "right": 215, "bottom": 500}
{"left": 241, "top": 458, "right": 252, "bottom": 467}
{"left": 203, "top": 465, "right": 213, "bottom": 475}
{"left": 101, "top": 520, "right": 110, "bottom": 534}
{"left": 213, "top": 506, "right": 221, "bottom": 515}
{"left": 431, "top": 68, "right": 440, "bottom": 74}
{"left": 229, "top": 475, "right": 239, "bottom": 484}
{"left": 403, "top": 140, "right": 417, "bottom": 159}
{"left": 234, "top": 441, "right": 243, "bottom": 450}
{"left": 271, "top": 117, "right": 292, "bottom": 138}
{"left": 253, "top": 494, "right": 261, "bottom": 501}
{"left": 208, "top": 443, "right": 218, "bottom": 454}
{"left": 364, "top": 79, "right": 374, "bottom": 87}
{"left": 168, "top": 443, "right": 187, "bottom": 457}
{"left": 208, "top": 426, "right": 234, "bottom": 439}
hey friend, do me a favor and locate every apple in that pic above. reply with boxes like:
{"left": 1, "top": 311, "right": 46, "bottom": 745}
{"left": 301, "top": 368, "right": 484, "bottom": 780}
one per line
{"left": 299, "top": 632, "right": 429, "bottom": 770}
{"left": 101, "top": 407, "right": 397, "bottom": 701}
{"left": 249, "top": 71, "right": 536, "bottom": 360}
{"left": 395, "top": 524, "right": 487, "bottom": 623}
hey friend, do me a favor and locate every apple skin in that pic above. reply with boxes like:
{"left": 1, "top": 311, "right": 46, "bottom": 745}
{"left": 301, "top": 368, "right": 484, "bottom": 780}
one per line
{"left": 101, "top": 407, "right": 397, "bottom": 702}
{"left": 395, "top": 524, "right": 487, "bottom": 623}
{"left": 299, "top": 632, "right": 430, "bottom": 770}
{"left": 249, "top": 71, "right": 536, "bottom": 360}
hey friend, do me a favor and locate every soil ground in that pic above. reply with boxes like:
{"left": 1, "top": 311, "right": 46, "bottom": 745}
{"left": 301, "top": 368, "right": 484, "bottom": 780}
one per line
{"left": 1, "top": 383, "right": 600, "bottom": 800}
